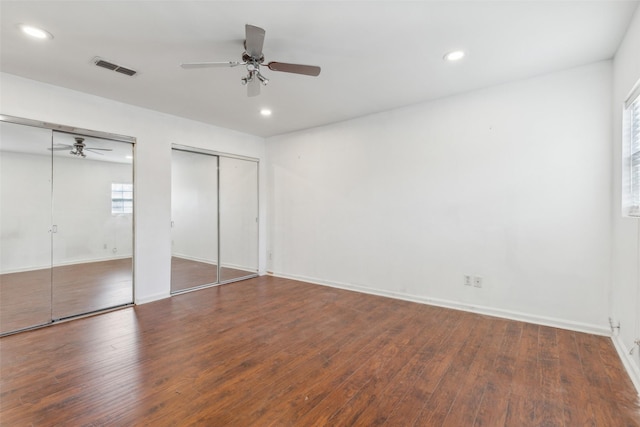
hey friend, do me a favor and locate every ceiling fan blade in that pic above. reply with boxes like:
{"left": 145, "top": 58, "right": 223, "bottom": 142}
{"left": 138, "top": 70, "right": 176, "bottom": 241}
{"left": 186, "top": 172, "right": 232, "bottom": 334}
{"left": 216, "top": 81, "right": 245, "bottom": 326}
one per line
{"left": 85, "top": 147, "right": 113, "bottom": 151}
{"left": 181, "top": 61, "right": 243, "bottom": 69}
{"left": 245, "top": 24, "right": 265, "bottom": 58}
{"left": 267, "top": 62, "right": 321, "bottom": 76}
{"left": 247, "top": 78, "right": 261, "bottom": 97}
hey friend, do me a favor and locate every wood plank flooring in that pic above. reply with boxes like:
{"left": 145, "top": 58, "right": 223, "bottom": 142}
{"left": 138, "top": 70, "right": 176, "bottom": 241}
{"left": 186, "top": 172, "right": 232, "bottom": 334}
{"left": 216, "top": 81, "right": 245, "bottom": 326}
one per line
{"left": 1, "top": 257, "right": 253, "bottom": 335}
{"left": 0, "top": 258, "right": 132, "bottom": 334}
{"left": 1, "top": 276, "right": 638, "bottom": 426}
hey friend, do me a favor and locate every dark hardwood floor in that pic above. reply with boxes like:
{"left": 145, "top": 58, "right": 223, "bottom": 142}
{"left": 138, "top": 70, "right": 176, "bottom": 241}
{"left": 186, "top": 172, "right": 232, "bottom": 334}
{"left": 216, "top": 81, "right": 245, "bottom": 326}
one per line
{"left": 170, "top": 256, "right": 256, "bottom": 292}
{"left": 0, "top": 258, "right": 132, "bottom": 334}
{"left": 1, "top": 276, "right": 638, "bottom": 426}
{"left": 0, "top": 257, "right": 253, "bottom": 335}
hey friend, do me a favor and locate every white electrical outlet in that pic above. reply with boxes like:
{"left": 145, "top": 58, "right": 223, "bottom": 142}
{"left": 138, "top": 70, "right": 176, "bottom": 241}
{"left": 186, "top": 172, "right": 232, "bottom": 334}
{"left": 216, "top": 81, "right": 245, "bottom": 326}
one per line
{"left": 464, "top": 275, "right": 472, "bottom": 286}
{"left": 473, "top": 276, "right": 483, "bottom": 288}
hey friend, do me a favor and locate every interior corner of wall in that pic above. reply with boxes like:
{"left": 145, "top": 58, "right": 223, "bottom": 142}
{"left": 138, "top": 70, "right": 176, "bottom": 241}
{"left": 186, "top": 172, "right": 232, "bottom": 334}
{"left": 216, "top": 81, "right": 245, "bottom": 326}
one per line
{"left": 611, "top": 334, "right": 640, "bottom": 396}
{"left": 135, "top": 292, "right": 171, "bottom": 305}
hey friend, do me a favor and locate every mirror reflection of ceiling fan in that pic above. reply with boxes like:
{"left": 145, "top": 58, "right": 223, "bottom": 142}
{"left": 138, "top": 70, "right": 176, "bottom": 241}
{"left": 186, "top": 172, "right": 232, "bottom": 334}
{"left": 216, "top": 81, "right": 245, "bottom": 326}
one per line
{"left": 180, "top": 24, "right": 321, "bottom": 97}
{"left": 49, "top": 136, "right": 112, "bottom": 158}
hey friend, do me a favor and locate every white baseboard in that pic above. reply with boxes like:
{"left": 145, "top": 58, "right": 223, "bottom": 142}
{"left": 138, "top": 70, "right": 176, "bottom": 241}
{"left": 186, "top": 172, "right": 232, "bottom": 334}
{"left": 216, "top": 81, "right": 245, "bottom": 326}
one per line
{"left": 1, "top": 254, "right": 132, "bottom": 274}
{"left": 53, "top": 254, "right": 131, "bottom": 267}
{"left": 0, "top": 263, "right": 50, "bottom": 274}
{"left": 611, "top": 334, "right": 640, "bottom": 396}
{"left": 172, "top": 253, "right": 217, "bottom": 265}
{"left": 269, "top": 271, "right": 611, "bottom": 337}
{"left": 171, "top": 254, "right": 255, "bottom": 273}
{"left": 221, "top": 262, "right": 256, "bottom": 272}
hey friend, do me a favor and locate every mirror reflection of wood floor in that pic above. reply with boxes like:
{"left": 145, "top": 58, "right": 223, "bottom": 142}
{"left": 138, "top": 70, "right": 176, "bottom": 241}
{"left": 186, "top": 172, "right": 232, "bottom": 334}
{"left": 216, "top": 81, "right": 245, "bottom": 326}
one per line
{"left": 1, "top": 276, "right": 638, "bottom": 425}
{"left": 170, "top": 256, "right": 255, "bottom": 292}
{"left": 0, "top": 258, "right": 132, "bottom": 333}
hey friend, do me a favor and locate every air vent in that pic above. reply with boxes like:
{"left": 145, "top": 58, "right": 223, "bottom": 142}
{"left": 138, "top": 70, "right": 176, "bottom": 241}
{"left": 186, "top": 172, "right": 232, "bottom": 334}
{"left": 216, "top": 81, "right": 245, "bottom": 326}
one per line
{"left": 93, "top": 57, "right": 137, "bottom": 77}
{"left": 115, "top": 66, "right": 136, "bottom": 76}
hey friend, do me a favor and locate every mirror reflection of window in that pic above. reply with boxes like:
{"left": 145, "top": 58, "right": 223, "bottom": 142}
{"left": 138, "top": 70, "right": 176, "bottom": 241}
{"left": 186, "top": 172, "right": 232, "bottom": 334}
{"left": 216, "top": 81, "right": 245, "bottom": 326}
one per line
{"left": 112, "top": 183, "right": 133, "bottom": 214}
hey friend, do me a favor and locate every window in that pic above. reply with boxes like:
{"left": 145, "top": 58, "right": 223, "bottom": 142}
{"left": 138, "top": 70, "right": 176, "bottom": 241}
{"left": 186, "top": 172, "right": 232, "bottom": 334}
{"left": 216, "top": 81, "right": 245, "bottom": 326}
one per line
{"left": 624, "top": 85, "right": 640, "bottom": 217}
{"left": 111, "top": 183, "right": 133, "bottom": 214}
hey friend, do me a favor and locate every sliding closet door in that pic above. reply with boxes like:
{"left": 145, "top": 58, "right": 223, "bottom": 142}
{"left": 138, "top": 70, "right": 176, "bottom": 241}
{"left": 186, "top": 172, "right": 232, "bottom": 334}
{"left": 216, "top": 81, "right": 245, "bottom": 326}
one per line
{"left": 51, "top": 131, "right": 133, "bottom": 319}
{"left": 219, "top": 157, "right": 259, "bottom": 282}
{"left": 0, "top": 121, "right": 53, "bottom": 334}
{"left": 171, "top": 149, "right": 219, "bottom": 292}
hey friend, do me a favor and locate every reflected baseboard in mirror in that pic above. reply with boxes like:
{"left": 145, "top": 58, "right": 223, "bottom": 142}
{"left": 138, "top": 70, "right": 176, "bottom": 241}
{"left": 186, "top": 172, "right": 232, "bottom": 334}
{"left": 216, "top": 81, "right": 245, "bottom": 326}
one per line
{"left": 0, "top": 258, "right": 133, "bottom": 333}
{"left": 170, "top": 256, "right": 255, "bottom": 293}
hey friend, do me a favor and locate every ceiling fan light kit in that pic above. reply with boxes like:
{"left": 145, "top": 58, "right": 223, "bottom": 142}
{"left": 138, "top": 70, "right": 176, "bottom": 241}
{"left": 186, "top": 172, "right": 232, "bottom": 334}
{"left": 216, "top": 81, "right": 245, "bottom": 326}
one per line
{"left": 49, "top": 136, "right": 113, "bottom": 158}
{"left": 181, "top": 24, "right": 321, "bottom": 97}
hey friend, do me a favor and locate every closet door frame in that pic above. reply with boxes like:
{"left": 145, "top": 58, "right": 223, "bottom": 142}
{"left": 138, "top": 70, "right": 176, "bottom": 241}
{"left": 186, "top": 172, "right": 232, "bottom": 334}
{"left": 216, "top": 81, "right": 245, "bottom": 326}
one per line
{"left": 0, "top": 114, "right": 136, "bottom": 336}
{"left": 1, "top": 115, "right": 135, "bottom": 145}
{"left": 170, "top": 144, "right": 259, "bottom": 294}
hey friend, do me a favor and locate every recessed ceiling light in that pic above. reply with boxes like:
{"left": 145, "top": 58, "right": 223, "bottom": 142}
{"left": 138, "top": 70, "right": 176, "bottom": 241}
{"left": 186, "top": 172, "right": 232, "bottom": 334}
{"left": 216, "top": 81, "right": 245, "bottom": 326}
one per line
{"left": 260, "top": 109, "right": 272, "bottom": 117}
{"left": 19, "top": 24, "right": 53, "bottom": 40}
{"left": 444, "top": 50, "right": 465, "bottom": 62}
{"left": 125, "top": 155, "right": 133, "bottom": 160}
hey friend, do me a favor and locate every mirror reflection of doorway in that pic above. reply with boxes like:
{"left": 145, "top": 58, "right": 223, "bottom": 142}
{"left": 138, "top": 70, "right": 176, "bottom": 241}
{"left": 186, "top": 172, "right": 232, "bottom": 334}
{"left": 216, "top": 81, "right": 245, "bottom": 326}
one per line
{"left": 0, "top": 118, "right": 135, "bottom": 336}
{"left": 170, "top": 147, "right": 258, "bottom": 294}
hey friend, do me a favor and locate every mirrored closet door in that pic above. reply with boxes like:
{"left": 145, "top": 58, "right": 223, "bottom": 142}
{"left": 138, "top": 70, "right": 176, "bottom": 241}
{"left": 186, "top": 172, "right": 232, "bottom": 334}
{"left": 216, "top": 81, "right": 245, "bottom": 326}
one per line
{"left": 51, "top": 131, "right": 134, "bottom": 319}
{"left": 170, "top": 147, "right": 258, "bottom": 294}
{"left": 170, "top": 149, "right": 219, "bottom": 292}
{"left": 0, "top": 118, "right": 134, "bottom": 335}
{"left": 0, "top": 121, "right": 54, "bottom": 333}
{"left": 219, "top": 156, "right": 259, "bottom": 282}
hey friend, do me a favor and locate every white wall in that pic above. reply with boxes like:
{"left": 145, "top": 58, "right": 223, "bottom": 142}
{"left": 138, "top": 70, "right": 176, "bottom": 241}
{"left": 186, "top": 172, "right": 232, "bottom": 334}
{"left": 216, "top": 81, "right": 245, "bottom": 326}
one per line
{"left": 1, "top": 151, "right": 51, "bottom": 273}
{"left": 171, "top": 149, "right": 219, "bottom": 263}
{"left": 0, "top": 72, "right": 266, "bottom": 304}
{"left": 52, "top": 155, "right": 133, "bottom": 266}
{"left": 171, "top": 152, "right": 259, "bottom": 271}
{"left": 267, "top": 61, "right": 613, "bottom": 333}
{"left": 0, "top": 150, "right": 133, "bottom": 273}
{"left": 611, "top": 6, "right": 640, "bottom": 392}
{"left": 219, "top": 156, "right": 259, "bottom": 271}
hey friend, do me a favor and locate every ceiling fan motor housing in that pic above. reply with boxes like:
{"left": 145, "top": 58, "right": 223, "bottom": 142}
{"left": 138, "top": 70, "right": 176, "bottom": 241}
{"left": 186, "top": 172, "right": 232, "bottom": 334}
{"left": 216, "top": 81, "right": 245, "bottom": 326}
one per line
{"left": 242, "top": 52, "right": 264, "bottom": 64}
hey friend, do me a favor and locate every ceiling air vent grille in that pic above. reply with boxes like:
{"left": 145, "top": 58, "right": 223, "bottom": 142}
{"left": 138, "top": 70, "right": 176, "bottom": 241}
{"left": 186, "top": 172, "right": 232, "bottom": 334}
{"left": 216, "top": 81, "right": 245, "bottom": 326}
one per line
{"left": 93, "top": 57, "right": 137, "bottom": 77}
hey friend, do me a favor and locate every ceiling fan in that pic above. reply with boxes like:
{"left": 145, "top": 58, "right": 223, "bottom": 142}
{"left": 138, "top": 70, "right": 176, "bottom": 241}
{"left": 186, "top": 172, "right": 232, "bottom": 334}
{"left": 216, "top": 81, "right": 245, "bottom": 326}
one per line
{"left": 49, "top": 136, "right": 112, "bottom": 158}
{"left": 180, "top": 24, "right": 321, "bottom": 97}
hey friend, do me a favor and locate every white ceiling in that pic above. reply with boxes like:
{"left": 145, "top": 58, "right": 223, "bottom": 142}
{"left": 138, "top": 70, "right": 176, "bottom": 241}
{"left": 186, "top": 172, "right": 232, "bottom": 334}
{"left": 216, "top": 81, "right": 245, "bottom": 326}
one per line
{"left": 1, "top": 1, "right": 638, "bottom": 138}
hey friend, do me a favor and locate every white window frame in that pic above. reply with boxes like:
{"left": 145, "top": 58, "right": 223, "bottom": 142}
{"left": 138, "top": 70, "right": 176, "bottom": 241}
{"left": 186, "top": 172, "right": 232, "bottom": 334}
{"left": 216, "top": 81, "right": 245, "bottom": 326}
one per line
{"left": 111, "top": 182, "right": 133, "bottom": 214}
{"left": 623, "top": 82, "right": 640, "bottom": 218}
